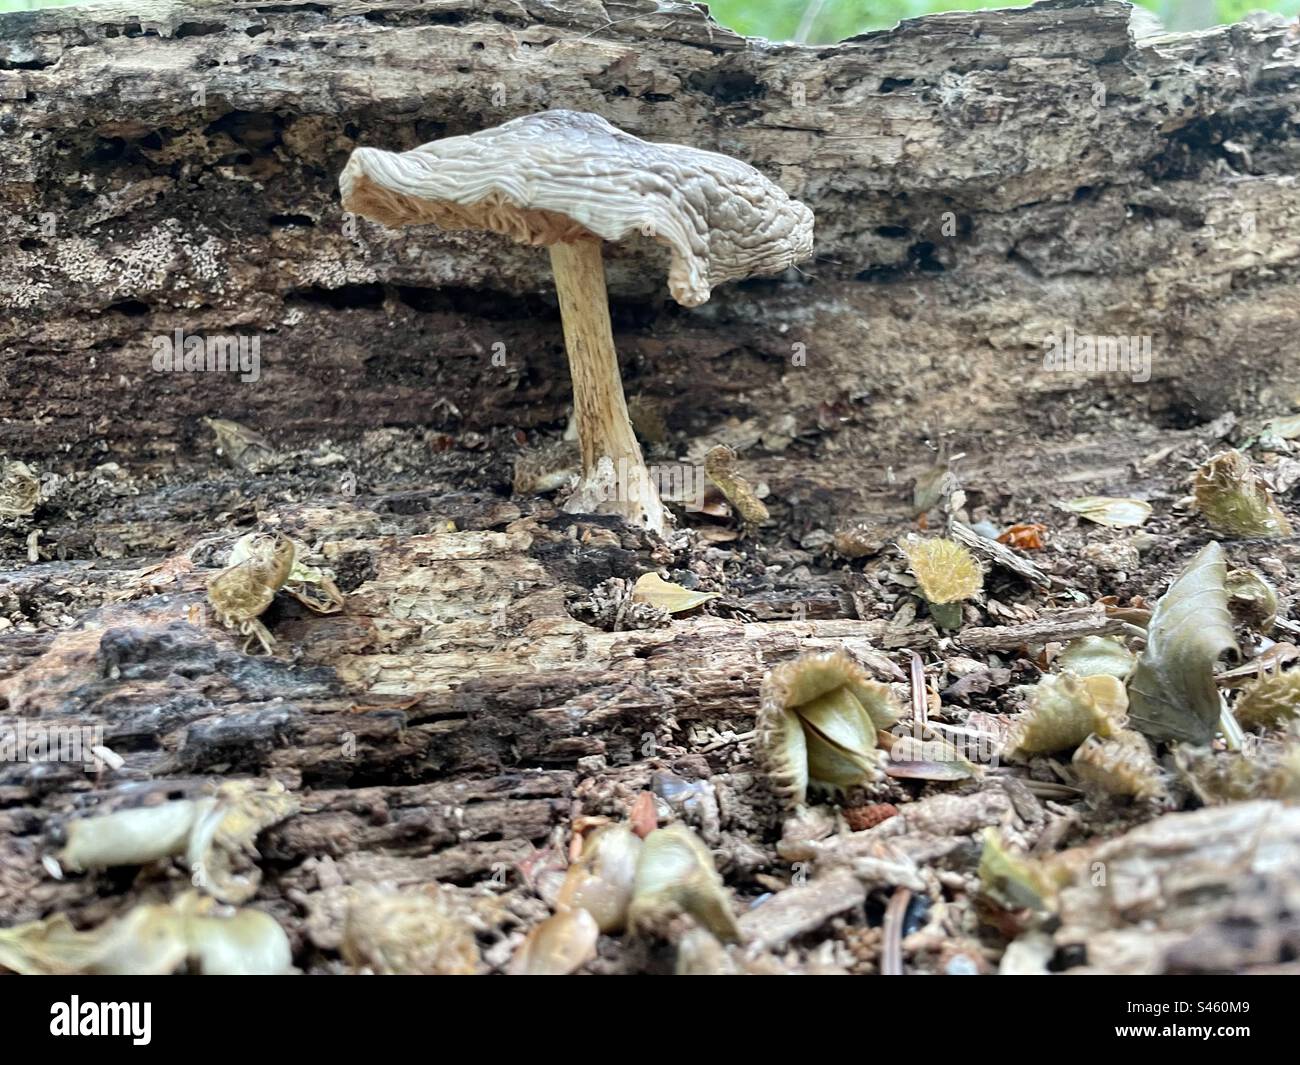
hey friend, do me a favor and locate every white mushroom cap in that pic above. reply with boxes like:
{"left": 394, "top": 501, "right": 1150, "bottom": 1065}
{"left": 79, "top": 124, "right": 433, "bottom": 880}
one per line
{"left": 339, "top": 110, "right": 814, "bottom": 307}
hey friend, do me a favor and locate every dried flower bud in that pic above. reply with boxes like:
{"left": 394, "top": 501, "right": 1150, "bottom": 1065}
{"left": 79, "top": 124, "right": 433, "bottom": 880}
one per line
{"left": 1233, "top": 669, "right": 1300, "bottom": 729}
{"left": 1224, "top": 568, "right": 1279, "bottom": 632}
{"left": 1192, "top": 449, "right": 1291, "bottom": 538}
{"left": 757, "top": 649, "right": 902, "bottom": 807}
{"left": 1002, "top": 672, "right": 1127, "bottom": 760}
{"left": 901, "top": 536, "right": 983, "bottom": 628}
{"left": 341, "top": 884, "right": 480, "bottom": 975}
{"left": 1072, "top": 730, "right": 1166, "bottom": 801}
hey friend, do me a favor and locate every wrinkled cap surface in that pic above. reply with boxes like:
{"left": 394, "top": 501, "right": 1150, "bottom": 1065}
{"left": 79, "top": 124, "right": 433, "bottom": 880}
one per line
{"left": 339, "top": 110, "right": 814, "bottom": 307}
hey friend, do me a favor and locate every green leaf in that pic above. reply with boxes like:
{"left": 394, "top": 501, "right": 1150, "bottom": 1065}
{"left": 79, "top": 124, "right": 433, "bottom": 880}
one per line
{"left": 631, "top": 572, "right": 721, "bottom": 613}
{"left": 1127, "top": 542, "right": 1238, "bottom": 744}
{"left": 1058, "top": 496, "right": 1152, "bottom": 528}
{"left": 797, "top": 688, "right": 880, "bottom": 788}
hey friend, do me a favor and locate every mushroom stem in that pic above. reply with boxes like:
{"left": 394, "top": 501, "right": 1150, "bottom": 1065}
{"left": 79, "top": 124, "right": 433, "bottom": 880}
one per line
{"left": 549, "top": 238, "right": 667, "bottom": 534}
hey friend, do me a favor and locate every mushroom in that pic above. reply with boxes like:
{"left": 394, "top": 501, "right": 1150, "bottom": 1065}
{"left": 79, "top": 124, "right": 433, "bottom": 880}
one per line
{"left": 339, "top": 110, "right": 814, "bottom": 534}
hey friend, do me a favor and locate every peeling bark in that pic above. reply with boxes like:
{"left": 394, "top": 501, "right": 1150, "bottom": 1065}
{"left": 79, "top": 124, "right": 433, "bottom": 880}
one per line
{"left": 2, "top": 0, "right": 1300, "bottom": 475}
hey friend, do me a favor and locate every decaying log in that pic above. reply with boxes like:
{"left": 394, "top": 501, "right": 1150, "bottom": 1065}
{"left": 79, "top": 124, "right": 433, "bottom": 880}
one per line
{"left": 3, "top": 0, "right": 1300, "bottom": 487}
{"left": 0, "top": 498, "right": 917, "bottom": 932}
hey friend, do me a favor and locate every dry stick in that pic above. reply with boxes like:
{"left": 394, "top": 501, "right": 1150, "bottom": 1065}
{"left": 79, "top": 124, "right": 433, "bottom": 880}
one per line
{"left": 908, "top": 651, "right": 928, "bottom": 727}
{"left": 881, "top": 886, "right": 912, "bottom": 976}
{"left": 698, "top": 729, "right": 757, "bottom": 754}
{"left": 958, "top": 608, "right": 1129, "bottom": 651}
{"left": 549, "top": 239, "right": 666, "bottom": 534}
{"left": 947, "top": 519, "right": 1051, "bottom": 588}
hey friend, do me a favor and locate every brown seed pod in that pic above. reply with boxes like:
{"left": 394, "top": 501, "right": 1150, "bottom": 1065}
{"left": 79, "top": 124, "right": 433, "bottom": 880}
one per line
{"left": 831, "top": 523, "right": 883, "bottom": 559}
{"left": 1192, "top": 449, "right": 1292, "bottom": 538}
{"left": 1001, "top": 672, "right": 1127, "bottom": 760}
{"left": 704, "top": 445, "right": 769, "bottom": 529}
{"left": 1233, "top": 669, "right": 1300, "bottom": 729}
{"left": 757, "top": 649, "right": 903, "bottom": 807}
{"left": 844, "top": 802, "right": 899, "bottom": 831}
{"left": 1072, "top": 730, "right": 1166, "bottom": 801}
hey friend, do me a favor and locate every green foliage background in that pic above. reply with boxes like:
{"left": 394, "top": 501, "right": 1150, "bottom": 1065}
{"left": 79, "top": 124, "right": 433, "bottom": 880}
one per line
{"left": 0, "top": 1, "right": 1297, "bottom": 37}
{"left": 706, "top": 1, "right": 1299, "bottom": 41}
{"left": 0, "top": 0, "right": 82, "bottom": 11}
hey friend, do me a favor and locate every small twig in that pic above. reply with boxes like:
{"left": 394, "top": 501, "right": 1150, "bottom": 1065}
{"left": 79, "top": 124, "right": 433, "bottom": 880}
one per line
{"left": 881, "top": 886, "right": 912, "bottom": 976}
{"left": 987, "top": 768, "right": 1082, "bottom": 799}
{"left": 948, "top": 519, "right": 1051, "bottom": 588}
{"left": 1219, "top": 701, "right": 1245, "bottom": 752}
{"left": 908, "top": 650, "right": 928, "bottom": 727}
{"left": 959, "top": 608, "right": 1128, "bottom": 651}
{"left": 698, "top": 728, "right": 756, "bottom": 754}
{"left": 574, "top": 9, "right": 689, "bottom": 43}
